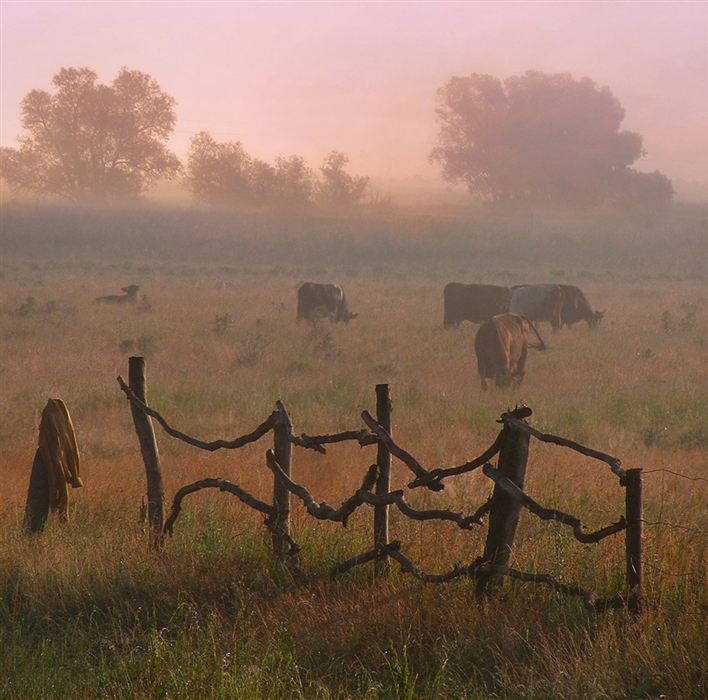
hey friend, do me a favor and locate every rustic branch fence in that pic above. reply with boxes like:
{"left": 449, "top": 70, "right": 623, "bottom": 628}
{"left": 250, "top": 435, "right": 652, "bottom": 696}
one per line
{"left": 118, "top": 357, "right": 643, "bottom": 613}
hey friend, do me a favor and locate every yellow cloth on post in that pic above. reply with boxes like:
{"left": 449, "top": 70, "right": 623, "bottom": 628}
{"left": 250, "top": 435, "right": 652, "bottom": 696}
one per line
{"left": 38, "top": 399, "right": 82, "bottom": 520}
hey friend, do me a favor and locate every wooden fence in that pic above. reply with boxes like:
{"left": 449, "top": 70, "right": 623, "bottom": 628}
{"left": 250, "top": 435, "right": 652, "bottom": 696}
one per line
{"left": 118, "top": 356, "right": 643, "bottom": 614}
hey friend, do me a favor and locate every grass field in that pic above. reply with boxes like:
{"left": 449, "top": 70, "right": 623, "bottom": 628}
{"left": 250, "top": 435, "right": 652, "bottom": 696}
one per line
{"left": 1, "top": 202, "right": 707, "bottom": 698}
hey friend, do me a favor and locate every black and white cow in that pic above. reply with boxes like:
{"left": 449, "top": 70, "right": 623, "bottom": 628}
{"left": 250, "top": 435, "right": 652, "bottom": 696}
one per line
{"left": 297, "top": 283, "right": 357, "bottom": 323}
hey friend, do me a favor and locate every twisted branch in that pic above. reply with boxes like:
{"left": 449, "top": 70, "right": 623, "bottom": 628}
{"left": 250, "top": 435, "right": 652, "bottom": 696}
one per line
{"left": 387, "top": 555, "right": 630, "bottom": 612}
{"left": 355, "top": 490, "right": 485, "bottom": 530}
{"left": 163, "top": 478, "right": 276, "bottom": 536}
{"left": 501, "top": 414, "right": 625, "bottom": 480}
{"left": 262, "top": 518, "right": 309, "bottom": 583}
{"left": 265, "top": 450, "right": 378, "bottom": 526}
{"left": 482, "top": 463, "right": 627, "bottom": 543}
{"left": 503, "top": 567, "right": 627, "bottom": 612}
{"left": 292, "top": 429, "right": 378, "bottom": 454}
{"left": 361, "top": 410, "right": 444, "bottom": 491}
{"left": 409, "top": 431, "right": 505, "bottom": 489}
{"left": 329, "top": 541, "right": 402, "bottom": 578}
{"left": 117, "top": 376, "right": 276, "bottom": 451}
{"left": 388, "top": 548, "right": 469, "bottom": 583}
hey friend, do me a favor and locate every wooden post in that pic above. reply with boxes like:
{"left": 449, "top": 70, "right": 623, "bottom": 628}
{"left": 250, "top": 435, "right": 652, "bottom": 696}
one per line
{"left": 476, "top": 408, "right": 531, "bottom": 596}
{"left": 128, "top": 357, "right": 164, "bottom": 549}
{"left": 374, "top": 384, "right": 392, "bottom": 576}
{"left": 23, "top": 449, "right": 50, "bottom": 534}
{"left": 271, "top": 403, "right": 293, "bottom": 559}
{"left": 625, "top": 468, "right": 643, "bottom": 613}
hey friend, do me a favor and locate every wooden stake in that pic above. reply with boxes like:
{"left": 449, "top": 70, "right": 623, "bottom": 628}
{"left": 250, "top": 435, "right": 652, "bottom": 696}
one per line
{"left": 476, "top": 408, "right": 531, "bottom": 596}
{"left": 625, "top": 468, "right": 643, "bottom": 613}
{"left": 128, "top": 357, "right": 164, "bottom": 549}
{"left": 374, "top": 383, "right": 392, "bottom": 576}
{"left": 272, "top": 402, "right": 293, "bottom": 558}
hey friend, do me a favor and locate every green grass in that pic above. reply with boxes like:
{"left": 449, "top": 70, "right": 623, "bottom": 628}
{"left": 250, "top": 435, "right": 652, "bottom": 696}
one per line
{"left": 1, "top": 202, "right": 707, "bottom": 698}
{"left": 1, "top": 517, "right": 705, "bottom": 698}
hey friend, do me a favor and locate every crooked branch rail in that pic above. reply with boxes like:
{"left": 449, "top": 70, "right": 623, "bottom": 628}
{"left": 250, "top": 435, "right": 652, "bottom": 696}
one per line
{"left": 118, "top": 361, "right": 643, "bottom": 613}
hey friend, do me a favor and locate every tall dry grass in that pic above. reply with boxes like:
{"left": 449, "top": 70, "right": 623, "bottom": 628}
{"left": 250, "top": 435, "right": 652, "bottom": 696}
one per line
{"left": 1, "top": 203, "right": 706, "bottom": 698}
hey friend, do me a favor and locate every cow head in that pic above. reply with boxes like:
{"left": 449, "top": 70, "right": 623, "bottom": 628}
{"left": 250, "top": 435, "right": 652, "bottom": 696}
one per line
{"left": 589, "top": 310, "right": 605, "bottom": 328}
{"left": 342, "top": 310, "right": 358, "bottom": 323}
{"left": 122, "top": 285, "right": 140, "bottom": 297}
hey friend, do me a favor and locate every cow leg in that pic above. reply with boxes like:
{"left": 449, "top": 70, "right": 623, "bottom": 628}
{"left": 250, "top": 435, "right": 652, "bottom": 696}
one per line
{"left": 495, "top": 369, "right": 511, "bottom": 389}
{"left": 512, "top": 346, "right": 528, "bottom": 386}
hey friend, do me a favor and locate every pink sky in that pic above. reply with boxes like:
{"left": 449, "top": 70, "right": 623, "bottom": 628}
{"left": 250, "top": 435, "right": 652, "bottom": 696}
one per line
{"left": 1, "top": 1, "right": 706, "bottom": 198}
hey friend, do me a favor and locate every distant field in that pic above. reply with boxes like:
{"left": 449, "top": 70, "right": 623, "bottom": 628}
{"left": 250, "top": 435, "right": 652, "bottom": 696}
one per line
{"left": 1, "top": 203, "right": 707, "bottom": 698}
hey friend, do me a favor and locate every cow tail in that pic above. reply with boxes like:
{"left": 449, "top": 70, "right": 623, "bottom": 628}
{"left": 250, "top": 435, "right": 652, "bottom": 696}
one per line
{"left": 527, "top": 319, "right": 546, "bottom": 350}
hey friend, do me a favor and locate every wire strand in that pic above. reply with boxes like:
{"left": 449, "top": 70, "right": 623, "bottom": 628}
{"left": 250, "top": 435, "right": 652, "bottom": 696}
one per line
{"left": 642, "top": 469, "right": 708, "bottom": 484}
{"left": 643, "top": 561, "right": 707, "bottom": 583}
{"left": 644, "top": 520, "right": 708, "bottom": 536}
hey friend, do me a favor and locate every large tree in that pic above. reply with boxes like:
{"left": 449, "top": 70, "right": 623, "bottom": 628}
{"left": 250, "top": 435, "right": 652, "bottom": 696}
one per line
{"left": 185, "top": 132, "right": 255, "bottom": 207}
{"left": 430, "top": 71, "right": 673, "bottom": 209}
{"left": 1, "top": 67, "right": 181, "bottom": 202}
{"left": 315, "top": 151, "right": 369, "bottom": 208}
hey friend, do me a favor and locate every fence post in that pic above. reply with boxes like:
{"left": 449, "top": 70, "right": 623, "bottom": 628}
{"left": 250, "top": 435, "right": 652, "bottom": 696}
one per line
{"left": 272, "top": 403, "right": 293, "bottom": 559}
{"left": 624, "top": 468, "right": 643, "bottom": 613}
{"left": 374, "top": 383, "right": 392, "bottom": 576}
{"left": 128, "top": 357, "right": 164, "bottom": 549}
{"left": 476, "top": 408, "right": 531, "bottom": 596}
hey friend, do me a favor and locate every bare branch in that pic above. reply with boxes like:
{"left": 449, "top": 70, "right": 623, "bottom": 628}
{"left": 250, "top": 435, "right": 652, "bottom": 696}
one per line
{"left": 483, "top": 463, "right": 627, "bottom": 542}
{"left": 361, "top": 410, "right": 444, "bottom": 491}
{"left": 355, "top": 490, "right": 485, "bottom": 530}
{"left": 292, "top": 429, "right": 378, "bottom": 454}
{"left": 262, "top": 518, "right": 309, "bottom": 583}
{"left": 388, "top": 548, "right": 469, "bottom": 583}
{"left": 163, "top": 478, "right": 276, "bottom": 536}
{"left": 409, "top": 431, "right": 504, "bottom": 489}
{"left": 117, "top": 376, "right": 276, "bottom": 450}
{"left": 329, "top": 541, "right": 402, "bottom": 578}
{"left": 469, "top": 498, "right": 493, "bottom": 524}
{"left": 501, "top": 414, "right": 625, "bottom": 480}
{"left": 265, "top": 450, "right": 376, "bottom": 525}
{"left": 465, "top": 560, "right": 628, "bottom": 612}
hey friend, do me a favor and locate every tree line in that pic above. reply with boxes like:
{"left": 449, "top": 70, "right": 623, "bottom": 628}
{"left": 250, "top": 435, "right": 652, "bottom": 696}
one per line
{"left": 0, "top": 67, "right": 370, "bottom": 210}
{"left": 1, "top": 66, "right": 674, "bottom": 211}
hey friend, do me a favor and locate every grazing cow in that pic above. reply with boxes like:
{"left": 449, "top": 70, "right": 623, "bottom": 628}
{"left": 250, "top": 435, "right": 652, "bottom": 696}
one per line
{"left": 443, "top": 283, "right": 513, "bottom": 328}
{"left": 95, "top": 285, "right": 140, "bottom": 304}
{"left": 474, "top": 313, "right": 546, "bottom": 390}
{"left": 509, "top": 284, "right": 565, "bottom": 330}
{"left": 559, "top": 285, "right": 604, "bottom": 328}
{"left": 297, "top": 283, "right": 357, "bottom": 323}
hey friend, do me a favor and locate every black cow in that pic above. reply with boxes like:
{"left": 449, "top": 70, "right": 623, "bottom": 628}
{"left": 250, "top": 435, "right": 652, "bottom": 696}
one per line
{"left": 297, "top": 283, "right": 357, "bottom": 323}
{"left": 559, "top": 285, "right": 604, "bottom": 328}
{"left": 443, "top": 283, "right": 513, "bottom": 328}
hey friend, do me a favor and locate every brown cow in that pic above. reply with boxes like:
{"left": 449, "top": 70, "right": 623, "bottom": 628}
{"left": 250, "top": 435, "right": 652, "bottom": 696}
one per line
{"left": 474, "top": 313, "right": 546, "bottom": 390}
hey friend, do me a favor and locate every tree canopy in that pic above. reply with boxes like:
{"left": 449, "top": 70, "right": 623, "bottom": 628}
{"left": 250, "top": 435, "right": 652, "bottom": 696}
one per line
{"left": 1, "top": 67, "right": 181, "bottom": 202}
{"left": 430, "top": 71, "right": 673, "bottom": 210}
{"left": 185, "top": 135, "right": 369, "bottom": 210}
